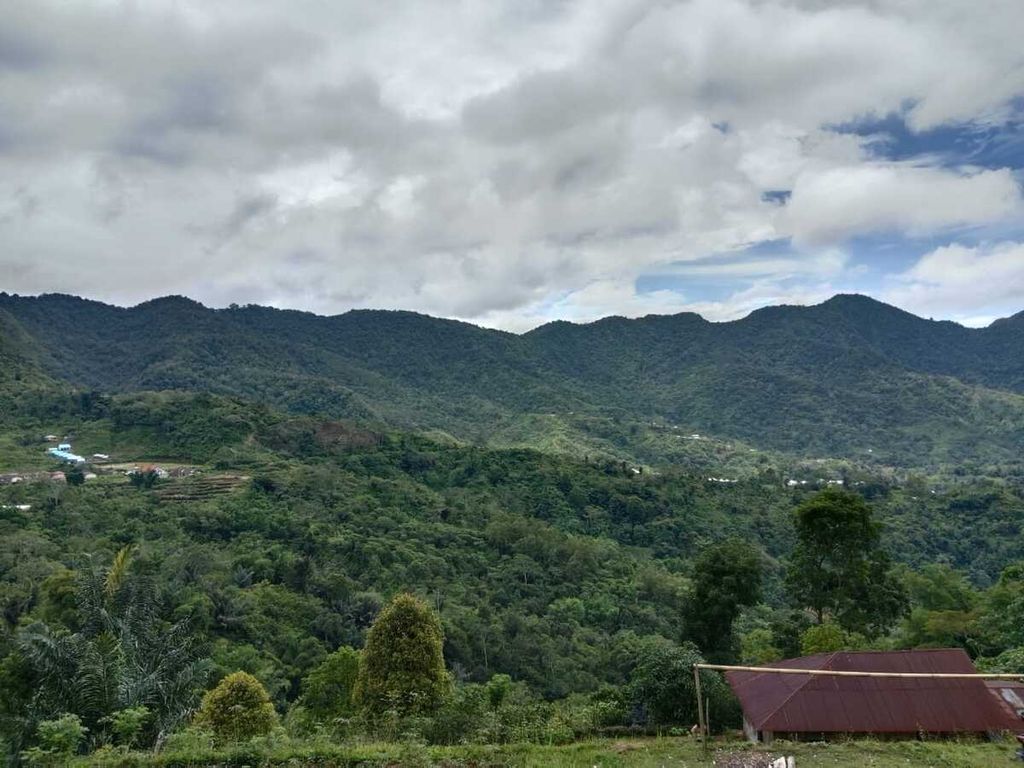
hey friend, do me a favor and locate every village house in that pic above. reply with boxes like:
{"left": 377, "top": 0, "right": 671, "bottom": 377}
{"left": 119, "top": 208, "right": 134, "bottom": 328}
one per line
{"left": 726, "top": 649, "right": 1023, "bottom": 743}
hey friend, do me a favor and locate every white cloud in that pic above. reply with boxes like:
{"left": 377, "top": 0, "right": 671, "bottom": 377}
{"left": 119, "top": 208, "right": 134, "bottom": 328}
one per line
{"left": 0, "top": 0, "right": 1023, "bottom": 327}
{"left": 784, "top": 165, "right": 1022, "bottom": 247}
{"left": 884, "top": 241, "right": 1024, "bottom": 322}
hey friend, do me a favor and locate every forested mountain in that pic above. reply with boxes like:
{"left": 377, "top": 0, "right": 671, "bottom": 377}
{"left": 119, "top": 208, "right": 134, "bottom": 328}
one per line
{"left": 2, "top": 292, "right": 1024, "bottom": 467}
{"left": 1, "top": 323, "right": 1023, "bottom": 762}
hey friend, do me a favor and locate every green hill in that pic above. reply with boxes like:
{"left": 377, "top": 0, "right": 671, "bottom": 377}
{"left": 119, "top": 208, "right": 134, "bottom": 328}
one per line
{"left": 2, "top": 292, "right": 1023, "bottom": 467}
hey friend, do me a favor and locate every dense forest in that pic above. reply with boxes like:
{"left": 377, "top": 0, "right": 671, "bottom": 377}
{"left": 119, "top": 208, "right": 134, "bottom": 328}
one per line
{"left": 3, "top": 292, "right": 1024, "bottom": 467}
{"left": 1, "top": 296, "right": 1024, "bottom": 764}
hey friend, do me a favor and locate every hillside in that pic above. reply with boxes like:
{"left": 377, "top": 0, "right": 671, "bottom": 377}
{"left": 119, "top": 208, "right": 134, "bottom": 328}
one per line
{"left": 2, "top": 292, "right": 1024, "bottom": 467}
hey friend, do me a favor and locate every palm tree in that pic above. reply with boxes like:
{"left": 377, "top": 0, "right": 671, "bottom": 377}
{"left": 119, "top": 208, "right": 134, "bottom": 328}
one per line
{"left": 14, "top": 546, "right": 210, "bottom": 751}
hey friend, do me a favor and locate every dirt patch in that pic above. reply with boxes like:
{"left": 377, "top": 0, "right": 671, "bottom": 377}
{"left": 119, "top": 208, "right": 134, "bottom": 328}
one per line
{"left": 713, "top": 751, "right": 792, "bottom": 768}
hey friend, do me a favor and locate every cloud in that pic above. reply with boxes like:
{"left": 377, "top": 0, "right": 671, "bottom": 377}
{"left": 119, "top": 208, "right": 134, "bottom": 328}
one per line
{"left": 784, "top": 165, "right": 1022, "bottom": 246}
{"left": 0, "top": 0, "right": 1022, "bottom": 328}
{"left": 884, "top": 241, "right": 1024, "bottom": 323}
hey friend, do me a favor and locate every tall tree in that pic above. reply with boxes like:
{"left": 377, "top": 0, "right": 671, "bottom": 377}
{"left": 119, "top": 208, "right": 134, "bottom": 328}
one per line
{"left": 682, "top": 538, "right": 763, "bottom": 663}
{"left": 354, "top": 593, "right": 450, "bottom": 717}
{"left": 786, "top": 489, "right": 907, "bottom": 637}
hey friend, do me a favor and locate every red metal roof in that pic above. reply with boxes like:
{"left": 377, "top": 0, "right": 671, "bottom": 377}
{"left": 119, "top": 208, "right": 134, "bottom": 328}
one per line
{"left": 726, "top": 649, "right": 1023, "bottom": 734}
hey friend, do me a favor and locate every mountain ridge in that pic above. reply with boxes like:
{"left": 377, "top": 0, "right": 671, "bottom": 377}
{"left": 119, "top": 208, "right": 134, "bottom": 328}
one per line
{"left": 2, "top": 291, "right": 1023, "bottom": 467}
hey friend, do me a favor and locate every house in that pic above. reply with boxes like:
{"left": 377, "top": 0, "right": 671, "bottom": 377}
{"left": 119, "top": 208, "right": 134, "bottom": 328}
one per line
{"left": 726, "top": 649, "right": 1023, "bottom": 742}
{"left": 47, "top": 446, "right": 86, "bottom": 464}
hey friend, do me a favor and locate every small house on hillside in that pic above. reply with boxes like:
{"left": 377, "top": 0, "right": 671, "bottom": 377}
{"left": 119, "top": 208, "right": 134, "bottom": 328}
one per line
{"left": 726, "top": 649, "right": 1023, "bottom": 742}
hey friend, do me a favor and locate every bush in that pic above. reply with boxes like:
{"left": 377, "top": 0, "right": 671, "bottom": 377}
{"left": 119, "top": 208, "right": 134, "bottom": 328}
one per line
{"left": 299, "top": 646, "right": 361, "bottom": 723}
{"left": 630, "top": 637, "right": 739, "bottom": 730}
{"left": 354, "top": 594, "right": 451, "bottom": 718}
{"left": 800, "top": 621, "right": 867, "bottom": 655}
{"left": 195, "top": 671, "right": 278, "bottom": 743}
{"left": 20, "top": 714, "right": 87, "bottom": 765}
{"left": 104, "top": 706, "right": 150, "bottom": 748}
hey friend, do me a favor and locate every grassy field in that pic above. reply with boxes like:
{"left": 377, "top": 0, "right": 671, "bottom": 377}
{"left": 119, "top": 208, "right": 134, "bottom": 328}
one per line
{"left": 73, "top": 736, "right": 1023, "bottom": 767}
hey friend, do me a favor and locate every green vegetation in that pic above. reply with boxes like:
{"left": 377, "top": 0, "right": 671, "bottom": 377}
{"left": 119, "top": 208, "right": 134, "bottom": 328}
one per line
{"left": 355, "top": 594, "right": 451, "bottom": 718}
{"left": 682, "top": 539, "right": 763, "bottom": 663}
{"left": 61, "top": 736, "right": 1024, "bottom": 767}
{"left": 786, "top": 489, "right": 907, "bottom": 636}
{"left": 195, "top": 672, "right": 278, "bottom": 743}
{"left": 4, "top": 292, "right": 1024, "bottom": 468}
{"left": 2, "top": 294, "right": 1024, "bottom": 764}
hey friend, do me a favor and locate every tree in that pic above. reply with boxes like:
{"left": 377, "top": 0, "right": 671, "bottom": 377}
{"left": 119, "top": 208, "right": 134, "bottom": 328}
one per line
{"left": 195, "top": 671, "right": 277, "bottom": 742}
{"left": 298, "top": 646, "right": 360, "bottom": 722}
{"left": 14, "top": 547, "right": 208, "bottom": 749}
{"left": 976, "top": 562, "right": 1024, "bottom": 654}
{"left": 630, "top": 637, "right": 738, "bottom": 728}
{"left": 785, "top": 489, "right": 907, "bottom": 637}
{"left": 682, "top": 539, "right": 763, "bottom": 663}
{"left": 800, "top": 621, "right": 866, "bottom": 655}
{"left": 354, "top": 593, "right": 450, "bottom": 717}
{"left": 740, "top": 628, "right": 782, "bottom": 665}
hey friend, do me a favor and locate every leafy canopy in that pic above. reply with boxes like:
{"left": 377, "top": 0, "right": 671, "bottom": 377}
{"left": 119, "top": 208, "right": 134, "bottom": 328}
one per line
{"left": 355, "top": 593, "right": 450, "bottom": 717}
{"left": 786, "top": 488, "right": 907, "bottom": 637}
{"left": 682, "top": 538, "right": 763, "bottom": 663}
{"left": 195, "top": 671, "right": 277, "bottom": 742}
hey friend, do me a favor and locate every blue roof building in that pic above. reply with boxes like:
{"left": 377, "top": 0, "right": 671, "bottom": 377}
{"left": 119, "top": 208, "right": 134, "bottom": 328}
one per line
{"left": 47, "top": 446, "right": 85, "bottom": 464}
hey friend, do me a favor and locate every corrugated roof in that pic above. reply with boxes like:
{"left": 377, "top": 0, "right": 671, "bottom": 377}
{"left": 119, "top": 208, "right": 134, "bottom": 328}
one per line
{"left": 726, "top": 649, "right": 1023, "bottom": 734}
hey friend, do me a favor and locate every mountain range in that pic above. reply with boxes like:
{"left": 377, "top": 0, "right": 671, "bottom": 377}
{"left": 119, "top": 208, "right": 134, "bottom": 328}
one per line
{"left": 2, "top": 291, "right": 1023, "bottom": 468}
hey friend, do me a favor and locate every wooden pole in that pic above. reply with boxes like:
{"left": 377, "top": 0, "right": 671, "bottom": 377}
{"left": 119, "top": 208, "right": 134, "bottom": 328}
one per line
{"left": 694, "top": 663, "right": 1024, "bottom": 680}
{"left": 693, "top": 665, "right": 707, "bottom": 752}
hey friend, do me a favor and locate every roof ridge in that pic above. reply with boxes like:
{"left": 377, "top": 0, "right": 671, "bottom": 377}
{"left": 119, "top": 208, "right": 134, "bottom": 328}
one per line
{"left": 753, "top": 651, "right": 837, "bottom": 729}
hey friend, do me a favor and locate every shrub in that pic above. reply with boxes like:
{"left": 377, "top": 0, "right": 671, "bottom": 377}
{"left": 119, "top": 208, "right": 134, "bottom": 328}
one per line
{"left": 354, "top": 594, "right": 451, "bottom": 718}
{"left": 20, "top": 714, "right": 87, "bottom": 765}
{"left": 630, "top": 637, "right": 739, "bottom": 729}
{"left": 195, "top": 671, "right": 278, "bottom": 742}
{"left": 800, "top": 621, "right": 867, "bottom": 655}
{"left": 485, "top": 674, "right": 512, "bottom": 709}
{"left": 104, "top": 706, "right": 150, "bottom": 748}
{"left": 299, "top": 646, "right": 361, "bottom": 723}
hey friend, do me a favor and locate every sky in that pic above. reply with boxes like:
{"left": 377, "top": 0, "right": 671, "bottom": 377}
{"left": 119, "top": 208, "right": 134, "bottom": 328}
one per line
{"left": 1, "top": 0, "right": 1024, "bottom": 331}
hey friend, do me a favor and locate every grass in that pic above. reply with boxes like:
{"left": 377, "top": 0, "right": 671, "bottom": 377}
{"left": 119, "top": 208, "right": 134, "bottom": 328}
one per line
{"left": 73, "top": 736, "right": 1022, "bottom": 767}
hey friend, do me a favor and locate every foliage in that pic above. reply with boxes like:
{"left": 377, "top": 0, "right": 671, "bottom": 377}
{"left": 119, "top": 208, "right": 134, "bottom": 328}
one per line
{"left": 21, "top": 714, "right": 88, "bottom": 765}
{"left": 682, "top": 538, "right": 763, "bottom": 663}
{"left": 355, "top": 594, "right": 450, "bottom": 718}
{"left": 786, "top": 489, "right": 907, "bottom": 637}
{"left": 103, "top": 707, "right": 150, "bottom": 748}
{"left": 628, "top": 637, "right": 738, "bottom": 729}
{"left": 61, "top": 735, "right": 1024, "bottom": 767}
{"left": 976, "top": 646, "right": 1024, "bottom": 674}
{"left": 739, "top": 628, "right": 782, "bottom": 665}
{"left": 297, "top": 646, "right": 360, "bottom": 723}
{"left": 36, "top": 714, "right": 88, "bottom": 754}
{"left": 3, "top": 357, "right": 1024, "bottom": 760}
{"left": 10, "top": 549, "right": 208, "bottom": 755}
{"left": 799, "top": 622, "right": 867, "bottom": 655}
{"left": 7, "top": 292, "right": 1024, "bottom": 469}
{"left": 975, "top": 562, "right": 1024, "bottom": 653}
{"left": 195, "top": 671, "right": 277, "bottom": 743}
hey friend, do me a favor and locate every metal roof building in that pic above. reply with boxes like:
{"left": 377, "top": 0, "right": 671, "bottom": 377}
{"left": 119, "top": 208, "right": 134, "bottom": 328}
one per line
{"left": 726, "top": 649, "right": 1023, "bottom": 742}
